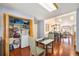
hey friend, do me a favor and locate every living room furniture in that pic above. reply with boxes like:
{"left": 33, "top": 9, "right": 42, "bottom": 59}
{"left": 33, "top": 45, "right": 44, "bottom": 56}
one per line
{"left": 36, "top": 38, "right": 54, "bottom": 55}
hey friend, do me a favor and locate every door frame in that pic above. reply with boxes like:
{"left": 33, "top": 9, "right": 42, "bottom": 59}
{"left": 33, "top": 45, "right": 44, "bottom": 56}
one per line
{"left": 3, "top": 13, "right": 33, "bottom": 56}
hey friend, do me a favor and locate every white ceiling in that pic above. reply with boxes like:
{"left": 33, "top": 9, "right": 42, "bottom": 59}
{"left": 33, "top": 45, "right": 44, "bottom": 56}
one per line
{"left": 0, "top": 3, "right": 79, "bottom": 20}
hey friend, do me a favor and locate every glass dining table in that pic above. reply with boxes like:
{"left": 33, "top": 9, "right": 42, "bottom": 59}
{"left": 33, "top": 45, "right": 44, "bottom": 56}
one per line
{"left": 36, "top": 38, "right": 54, "bottom": 56}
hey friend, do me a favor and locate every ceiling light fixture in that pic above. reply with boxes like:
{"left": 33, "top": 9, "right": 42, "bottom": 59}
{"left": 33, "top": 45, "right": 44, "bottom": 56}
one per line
{"left": 39, "top": 3, "right": 58, "bottom": 12}
{"left": 70, "top": 16, "right": 74, "bottom": 21}
{"left": 59, "top": 19, "right": 62, "bottom": 22}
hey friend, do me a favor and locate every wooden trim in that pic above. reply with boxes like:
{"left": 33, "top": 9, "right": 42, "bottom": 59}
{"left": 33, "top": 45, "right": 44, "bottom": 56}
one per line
{"left": 3, "top": 13, "right": 33, "bottom": 56}
{"left": 6, "top": 13, "right": 28, "bottom": 20}
{"left": 29, "top": 19, "right": 33, "bottom": 37}
{"left": 3, "top": 14, "right": 9, "bottom": 56}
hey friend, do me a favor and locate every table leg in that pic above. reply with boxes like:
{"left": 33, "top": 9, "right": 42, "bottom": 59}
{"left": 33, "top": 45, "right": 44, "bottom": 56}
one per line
{"left": 36, "top": 42, "right": 38, "bottom": 46}
{"left": 43, "top": 45, "right": 44, "bottom": 49}
{"left": 45, "top": 45, "right": 48, "bottom": 56}
{"left": 52, "top": 42, "right": 53, "bottom": 53}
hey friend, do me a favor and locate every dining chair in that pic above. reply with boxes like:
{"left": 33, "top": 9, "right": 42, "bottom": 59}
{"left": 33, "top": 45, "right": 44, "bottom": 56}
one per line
{"left": 48, "top": 32, "right": 54, "bottom": 40}
{"left": 29, "top": 37, "right": 45, "bottom": 56}
{"left": 47, "top": 32, "right": 54, "bottom": 48}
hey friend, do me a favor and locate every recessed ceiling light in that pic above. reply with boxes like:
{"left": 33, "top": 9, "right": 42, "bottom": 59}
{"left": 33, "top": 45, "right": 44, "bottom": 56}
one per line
{"left": 70, "top": 16, "right": 74, "bottom": 20}
{"left": 58, "top": 19, "right": 62, "bottom": 22}
{"left": 39, "top": 3, "right": 58, "bottom": 12}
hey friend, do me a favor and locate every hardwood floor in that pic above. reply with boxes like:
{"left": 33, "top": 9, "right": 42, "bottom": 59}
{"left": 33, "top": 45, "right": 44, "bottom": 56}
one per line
{"left": 9, "top": 47, "right": 30, "bottom": 56}
{"left": 9, "top": 36, "right": 77, "bottom": 56}
{"left": 48, "top": 37, "right": 76, "bottom": 56}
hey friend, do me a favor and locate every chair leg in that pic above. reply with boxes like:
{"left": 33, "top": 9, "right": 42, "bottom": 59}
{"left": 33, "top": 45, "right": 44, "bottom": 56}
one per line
{"left": 43, "top": 51, "right": 45, "bottom": 56}
{"left": 30, "top": 52, "right": 32, "bottom": 56}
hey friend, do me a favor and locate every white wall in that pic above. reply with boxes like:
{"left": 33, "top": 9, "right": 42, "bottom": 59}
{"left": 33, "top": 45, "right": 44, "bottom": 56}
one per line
{"left": 76, "top": 8, "right": 79, "bottom": 52}
{"left": 37, "top": 20, "right": 44, "bottom": 38}
{"left": 0, "top": 9, "right": 4, "bottom": 56}
{"left": 33, "top": 23, "right": 37, "bottom": 39}
{"left": 44, "top": 18, "right": 56, "bottom": 35}
{"left": 44, "top": 11, "right": 76, "bottom": 35}
{"left": 32, "top": 18, "right": 37, "bottom": 39}
{"left": 55, "top": 12, "right": 76, "bottom": 27}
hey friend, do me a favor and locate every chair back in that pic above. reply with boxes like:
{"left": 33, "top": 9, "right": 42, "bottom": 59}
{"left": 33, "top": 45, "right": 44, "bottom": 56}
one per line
{"left": 29, "top": 37, "right": 37, "bottom": 55}
{"left": 48, "top": 32, "right": 54, "bottom": 40}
